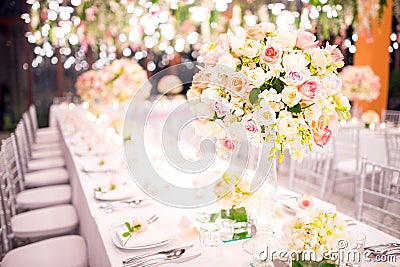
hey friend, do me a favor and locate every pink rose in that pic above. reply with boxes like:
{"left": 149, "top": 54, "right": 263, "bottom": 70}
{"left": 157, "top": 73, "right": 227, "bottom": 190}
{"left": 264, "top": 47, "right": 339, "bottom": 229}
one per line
{"left": 204, "top": 44, "right": 229, "bottom": 63}
{"left": 247, "top": 24, "right": 266, "bottom": 40}
{"left": 213, "top": 99, "right": 229, "bottom": 117}
{"left": 298, "top": 77, "right": 323, "bottom": 103}
{"left": 314, "top": 126, "right": 332, "bottom": 147}
{"left": 284, "top": 69, "right": 310, "bottom": 86}
{"left": 296, "top": 30, "right": 319, "bottom": 51}
{"left": 242, "top": 115, "right": 260, "bottom": 136}
{"left": 260, "top": 43, "right": 282, "bottom": 65}
{"left": 322, "top": 74, "right": 342, "bottom": 96}
{"left": 219, "top": 138, "right": 235, "bottom": 151}
{"left": 325, "top": 42, "right": 344, "bottom": 67}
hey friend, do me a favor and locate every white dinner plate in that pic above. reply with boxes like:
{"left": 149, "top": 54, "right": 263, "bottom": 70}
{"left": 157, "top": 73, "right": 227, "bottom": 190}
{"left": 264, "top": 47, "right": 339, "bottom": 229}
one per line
{"left": 94, "top": 185, "right": 136, "bottom": 201}
{"left": 111, "top": 232, "right": 172, "bottom": 250}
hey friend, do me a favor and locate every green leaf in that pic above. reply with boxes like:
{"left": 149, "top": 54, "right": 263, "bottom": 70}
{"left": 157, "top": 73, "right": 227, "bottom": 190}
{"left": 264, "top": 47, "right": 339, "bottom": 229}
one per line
{"left": 125, "top": 222, "right": 131, "bottom": 231}
{"left": 249, "top": 88, "right": 261, "bottom": 105}
{"left": 229, "top": 206, "right": 248, "bottom": 222}
{"left": 122, "top": 232, "right": 131, "bottom": 237}
{"left": 209, "top": 213, "right": 219, "bottom": 223}
{"left": 288, "top": 104, "right": 302, "bottom": 113}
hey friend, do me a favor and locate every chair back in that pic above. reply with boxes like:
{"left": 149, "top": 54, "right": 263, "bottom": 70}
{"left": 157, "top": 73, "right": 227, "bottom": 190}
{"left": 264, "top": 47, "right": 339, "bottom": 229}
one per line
{"left": 332, "top": 125, "right": 361, "bottom": 170}
{"left": 22, "top": 112, "right": 35, "bottom": 152}
{"left": 288, "top": 150, "right": 332, "bottom": 199}
{"left": 2, "top": 135, "right": 25, "bottom": 194}
{"left": 384, "top": 130, "right": 400, "bottom": 168}
{"left": 382, "top": 109, "right": 400, "bottom": 127}
{"left": 0, "top": 153, "right": 11, "bottom": 253}
{"left": 29, "top": 105, "right": 39, "bottom": 133}
{"left": 14, "top": 121, "right": 29, "bottom": 174}
{"left": 357, "top": 158, "right": 400, "bottom": 237}
{"left": 0, "top": 151, "right": 16, "bottom": 248}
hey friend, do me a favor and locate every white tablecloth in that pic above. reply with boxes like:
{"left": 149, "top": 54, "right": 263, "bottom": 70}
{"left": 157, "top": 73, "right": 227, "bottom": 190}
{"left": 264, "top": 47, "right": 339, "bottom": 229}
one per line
{"left": 52, "top": 104, "right": 400, "bottom": 267}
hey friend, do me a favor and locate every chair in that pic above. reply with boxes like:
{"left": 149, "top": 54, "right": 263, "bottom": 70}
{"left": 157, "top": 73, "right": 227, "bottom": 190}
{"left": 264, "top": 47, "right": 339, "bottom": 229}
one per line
{"left": 14, "top": 122, "right": 69, "bottom": 188}
{"left": 381, "top": 109, "right": 400, "bottom": 127}
{"left": 0, "top": 151, "right": 78, "bottom": 245}
{"left": 330, "top": 125, "right": 361, "bottom": 196}
{"left": 288, "top": 150, "right": 332, "bottom": 200}
{"left": 384, "top": 129, "right": 400, "bottom": 168}
{"left": 16, "top": 119, "right": 67, "bottom": 174}
{"left": 2, "top": 135, "right": 71, "bottom": 210}
{"left": 28, "top": 105, "right": 60, "bottom": 144}
{"left": 356, "top": 159, "right": 400, "bottom": 237}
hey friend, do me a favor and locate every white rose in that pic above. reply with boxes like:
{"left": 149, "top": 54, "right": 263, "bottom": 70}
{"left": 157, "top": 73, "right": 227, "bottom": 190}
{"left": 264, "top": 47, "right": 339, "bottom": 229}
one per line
{"left": 262, "top": 22, "right": 276, "bottom": 34}
{"left": 339, "top": 95, "right": 351, "bottom": 110}
{"left": 281, "top": 86, "right": 302, "bottom": 107}
{"left": 186, "top": 89, "right": 200, "bottom": 101}
{"left": 259, "top": 89, "right": 281, "bottom": 102}
{"left": 255, "top": 106, "right": 276, "bottom": 125}
{"left": 276, "top": 116, "right": 298, "bottom": 137}
{"left": 217, "top": 53, "right": 238, "bottom": 71}
{"left": 310, "top": 48, "right": 331, "bottom": 75}
{"left": 247, "top": 67, "right": 266, "bottom": 87}
{"left": 200, "top": 88, "right": 220, "bottom": 101}
{"left": 227, "top": 72, "right": 250, "bottom": 97}
{"left": 277, "top": 31, "right": 297, "bottom": 48}
{"left": 242, "top": 39, "right": 263, "bottom": 58}
{"left": 282, "top": 52, "right": 308, "bottom": 71}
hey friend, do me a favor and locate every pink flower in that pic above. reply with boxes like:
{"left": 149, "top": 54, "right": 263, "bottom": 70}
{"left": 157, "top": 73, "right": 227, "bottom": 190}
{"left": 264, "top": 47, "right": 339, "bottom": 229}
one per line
{"left": 242, "top": 115, "right": 260, "bottom": 136}
{"left": 322, "top": 74, "right": 342, "bottom": 96}
{"left": 260, "top": 42, "right": 282, "bottom": 65}
{"left": 203, "top": 44, "right": 229, "bottom": 63}
{"left": 325, "top": 42, "right": 344, "bottom": 67}
{"left": 85, "top": 6, "right": 99, "bottom": 21}
{"left": 298, "top": 77, "right": 323, "bottom": 103}
{"left": 296, "top": 30, "right": 319, "bottom": 51}
{"left": 219, "top": 138, "right": 235, "bottom": 151}
{"left": 284, "top": 69, "right": 310, "bottom": 86}
{"left": 213, "top": 99, "right": 229, "bottom": 117}
{"left": 314, "top": 126, "right": 332, "bottom": 147}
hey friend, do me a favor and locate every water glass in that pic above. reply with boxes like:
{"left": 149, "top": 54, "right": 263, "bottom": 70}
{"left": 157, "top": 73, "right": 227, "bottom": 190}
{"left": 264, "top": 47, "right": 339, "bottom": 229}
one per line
{"left": 341, "top": 230, "right": 366, "bottom": 267}
{"left": 199, "top": 222, "right": 221, "bottom": 247}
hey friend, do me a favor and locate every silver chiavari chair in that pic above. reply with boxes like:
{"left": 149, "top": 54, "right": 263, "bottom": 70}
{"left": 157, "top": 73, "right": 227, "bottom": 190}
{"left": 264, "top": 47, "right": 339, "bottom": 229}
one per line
{"left": 384, "top": 129, "right": 400, "bottom": 168}
{"left": 2, "top": 135, "right": 71, "bottom": 210}
{"left": 381, "top": 109, "right": 400, "bottom": 127}
{"left": 28, "top": 105, "right": 60, "bottom": 142}
{"left": 14, "top": 122, "right": 69, "bottom": 188}
{"left": 0, "top": 155, "right": 12, "bottom": 253}
{"left": 330, "top": 125, "right": 361, "bottom": 196}
{"left": 288, "top": 150, "right": 332, "bottom": 200}
{"left": 357, "top": 158, "right": 400, "bottom": 238}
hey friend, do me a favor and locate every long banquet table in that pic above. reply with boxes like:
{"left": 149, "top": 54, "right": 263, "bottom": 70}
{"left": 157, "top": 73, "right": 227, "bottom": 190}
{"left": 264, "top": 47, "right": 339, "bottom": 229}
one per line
{"left": 52, "top": 103, "right": 400, "bottom": 267}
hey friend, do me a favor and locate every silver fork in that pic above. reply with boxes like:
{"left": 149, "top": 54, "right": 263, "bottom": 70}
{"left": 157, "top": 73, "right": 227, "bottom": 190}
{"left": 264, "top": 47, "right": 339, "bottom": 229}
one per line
{"left": 123, "top": 248, "right": 186, "bottom": 267}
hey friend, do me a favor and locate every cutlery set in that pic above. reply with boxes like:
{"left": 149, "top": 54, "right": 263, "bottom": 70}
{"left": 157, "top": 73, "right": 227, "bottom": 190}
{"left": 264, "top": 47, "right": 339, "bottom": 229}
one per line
{"left": 99, "top": 198, "right": 149, "bottom": 213}
{"left": 365, "top": 243, "right": 400, "bottom": 256}
{"left": 122, "top": 245, "right": 200, "bottom": 267}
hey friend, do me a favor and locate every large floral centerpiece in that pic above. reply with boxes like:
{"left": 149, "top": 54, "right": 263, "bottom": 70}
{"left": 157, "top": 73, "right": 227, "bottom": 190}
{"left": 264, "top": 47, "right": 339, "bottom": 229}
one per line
{"left": 187, "top": 22, "right": 351, "bottom": 161}
{"left": 282, "top": 208, "right": 349, "bottom": 266}
{"left": 339, "top": 65, "right": 381, "bottom": 102}
{"left": 76, "top": 59, "right": 149, "bottom": 105}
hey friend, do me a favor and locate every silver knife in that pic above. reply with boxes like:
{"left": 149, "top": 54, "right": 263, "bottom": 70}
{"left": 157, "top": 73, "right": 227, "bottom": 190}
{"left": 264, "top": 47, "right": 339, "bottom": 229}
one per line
{"left": 365, "top": 243, "right": 400, "bottom": 250}
{"left": 142, "top": 254, "right": 202, "bottom": 267}
{"left": 122, "top": 244, "right": 194, "bottom": 264}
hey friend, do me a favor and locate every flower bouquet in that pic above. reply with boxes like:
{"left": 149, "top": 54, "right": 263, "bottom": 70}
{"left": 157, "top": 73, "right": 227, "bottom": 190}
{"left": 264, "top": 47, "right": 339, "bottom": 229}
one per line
{"left": 340, "top": 65, "right": 380, "bottom": 102}
{"left": 187, "top": 22, "right": 351, "bottom": 162}
{"left": 76, "top": 59, "right": 149, "bottom": 105}
{"left": 282, "top": 208, "right": 349, "bottom": 266}
{"left": 361, "top": 110, "right": 380, "bottom": 129}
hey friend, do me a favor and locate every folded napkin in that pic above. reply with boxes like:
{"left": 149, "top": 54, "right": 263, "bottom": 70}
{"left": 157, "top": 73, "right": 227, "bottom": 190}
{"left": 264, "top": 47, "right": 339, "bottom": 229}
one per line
{"left": 95, "top": 184, "right": 137, "bottom": 201}
{"left": 280, "top": 198, "right": 336, "bottom": 214}
{"left": 117, "top": 219, "right": 180, "bottom": 248}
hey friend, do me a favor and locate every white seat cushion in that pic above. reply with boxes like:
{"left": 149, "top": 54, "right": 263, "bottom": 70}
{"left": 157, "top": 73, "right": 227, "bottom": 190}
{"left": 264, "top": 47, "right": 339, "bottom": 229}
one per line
{"left": 37, "top": 127, "right": 59, "bottom": 135}
{"left": 17, "top": 185, "right": 71, "bottom": 210}
{"left": 32, "top": 142, "right": 61, "bottom": 151}
{"left": 1, "top": 235, "right": 87, "bottom": 267}
{"left": 11, "top": 204, "right": 78, "bottom": 239}
{"left": 28, "top": 156, "right": 66, "bottom": 171}
{"left": 31, "top": 148, "right": 63, "bottom": 159}
{"left": 334, "top": 159, "right": 378, "bottom": 175}
{"left": 36, "top": 134, "right": 60, "bottom": 144}
{"left": 24, "top": 167, "right": 69, "bottom": 188}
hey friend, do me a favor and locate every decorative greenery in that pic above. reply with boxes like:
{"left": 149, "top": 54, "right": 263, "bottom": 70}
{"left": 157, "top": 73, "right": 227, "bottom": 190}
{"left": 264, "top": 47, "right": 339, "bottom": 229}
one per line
{"left": 122, "top": 222, "right": 144, "bottom": 246}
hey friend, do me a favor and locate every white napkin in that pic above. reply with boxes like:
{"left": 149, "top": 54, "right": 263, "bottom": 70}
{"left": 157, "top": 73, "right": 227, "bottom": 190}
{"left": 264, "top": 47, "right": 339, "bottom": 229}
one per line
{"left": 116, "top": 218, "right": 181, "bottom": 248}
{"left": 82, "top": 157, "right": 117, "bottom": 172}
{"left": 95, "top": 184, "right": 137, "bottom": 201}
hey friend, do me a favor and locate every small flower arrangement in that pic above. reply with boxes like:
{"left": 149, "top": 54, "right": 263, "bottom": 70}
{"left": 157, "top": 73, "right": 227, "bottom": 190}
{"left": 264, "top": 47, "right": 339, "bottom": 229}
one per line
{"left": 122, "top": 218, "right": 148, "bottom": 246}
{"left": 187, "top": 22, "right": 351, "bottom": 162}
{"left": 361, "top": 110, "right": 380, "bottom": 128}
{"left": 214, "top": 172, "right": 252, "bottom": 209}
{"left": 340, "top": 65, "right": 381, "bottom": 102}
{"left": 76, "top": 59, "right": 148, "bottom": 104}
{"left": 282, "top": 208, "right": 349, "bottom": 264}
